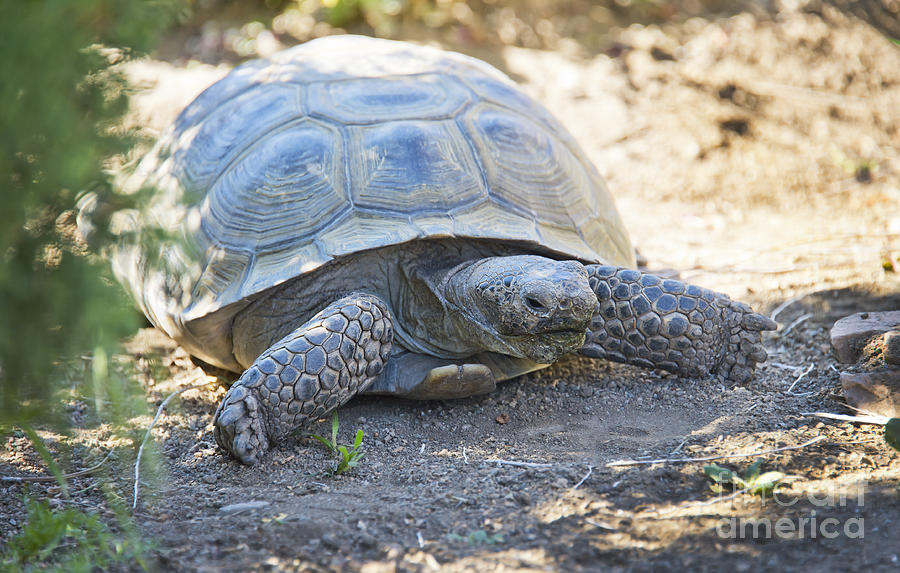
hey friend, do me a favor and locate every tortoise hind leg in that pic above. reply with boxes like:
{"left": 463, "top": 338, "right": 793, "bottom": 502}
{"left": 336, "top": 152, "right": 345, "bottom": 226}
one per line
{"left": 213, "top": 293, "right": 393, "bottom": 465}
{"left": 580, "top": 265, "right": 776, "bottom": 383}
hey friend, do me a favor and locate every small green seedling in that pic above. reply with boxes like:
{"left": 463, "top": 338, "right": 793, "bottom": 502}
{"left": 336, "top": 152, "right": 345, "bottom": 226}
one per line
{"left": 446, "top": 530, "right": 504, "bottom": 546}
{"left": 704, "top": 459, "right": 786, "bottom": 497}
{"left": 886, "top": 418, "right": 900, "bottom": 452}
{"left": 310, "top": 412, "right": 365, "bottom": 475}
{"left": 262, "top": 513, "right": 288, "bottom": 525}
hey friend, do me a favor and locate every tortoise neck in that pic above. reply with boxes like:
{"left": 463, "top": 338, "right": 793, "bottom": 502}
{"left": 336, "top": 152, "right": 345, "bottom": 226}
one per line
{"left": 423, "top": 257, "right": 524, "bottom": 358}
{"left": 390, "top": 256, "right": 486, "bottom": 359}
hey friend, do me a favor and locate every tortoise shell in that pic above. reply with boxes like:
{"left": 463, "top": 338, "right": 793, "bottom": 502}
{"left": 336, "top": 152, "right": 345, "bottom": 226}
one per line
{"left": 113, "top": 35, "right": 633, "bottom": 368}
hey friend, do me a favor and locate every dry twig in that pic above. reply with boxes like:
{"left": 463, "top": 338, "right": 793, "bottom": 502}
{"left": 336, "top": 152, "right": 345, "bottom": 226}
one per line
{"left": 606, "top": 436, "right": 827, "bottom": 468}
{"left": 486, "top": 459, "right": 553, "bottom": 469}
{"left": 770, "top": 296, "right": 803, "bottom": 323}
{"left": 133, "top": 382, "right": 214, "bottom": 509}
{"left": 801, "top": 412, "right": 890, "bottom": 425}
{"left": 572, "top": 465, "right": 593, "bottom": 490}
{"left": 1, "top": 450, "right": 114, "bottom": 483}
{"left": 780, "top": 313, "right": 813, "bottom": 337}
{"left": 786, "top": 363, "right": 814, "bottom": 394}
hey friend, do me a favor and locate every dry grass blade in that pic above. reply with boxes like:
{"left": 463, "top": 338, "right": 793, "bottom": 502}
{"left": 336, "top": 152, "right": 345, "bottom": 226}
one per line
{"left": 801, "top": 412, "right": 890, "bottom": 425}
{"left": 1, "top": 450, "right": 114, "bottom": 483}
{"left": 606, "top": 436, "right": 827, "bottom": 467}
{"left": 486, "top": 459, "right": 554, "bottom": 469}
{"left": 133, "top": 382, "right": 214, "bottom": 509}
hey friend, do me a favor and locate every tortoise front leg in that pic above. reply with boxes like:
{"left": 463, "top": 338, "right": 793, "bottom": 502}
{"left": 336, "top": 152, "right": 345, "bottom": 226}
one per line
{"left": 213, "top": 293, "right": 393, "bottom": 465}
{"left": 581, "top": 266, "right": 776, "bottom": 383}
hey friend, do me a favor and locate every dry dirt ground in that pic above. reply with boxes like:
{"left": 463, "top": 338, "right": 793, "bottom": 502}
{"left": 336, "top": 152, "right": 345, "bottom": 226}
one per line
{"left": 3, "top": 2, "right": 900, "bottom": 571}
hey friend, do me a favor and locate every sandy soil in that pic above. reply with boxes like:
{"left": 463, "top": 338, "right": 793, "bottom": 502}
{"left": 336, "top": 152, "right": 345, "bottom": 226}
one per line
{"left": 3, "top": 1, "right": 900, "bottom": 571}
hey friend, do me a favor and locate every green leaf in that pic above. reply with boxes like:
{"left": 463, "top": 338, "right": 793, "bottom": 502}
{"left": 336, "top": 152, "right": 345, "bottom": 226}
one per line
{"left": 704, "top": 464, "right": 737, "bottom": 483}
{"left": 469, "top": 530, "right": 488, "bottom": 544}
{"left": 748, "top": 471, "right": 786, "bottom": 496}
{"left": 310, "top": 433, "right": 335, "bottom": 453}
{"left": 331, "top": 411, "right": 339, "bottom": 448}
{"left": 891, "top": 38, "right": 900, "bottom": 47}
{"left": 742, "top": 459, "right": 764, "bottom": 481}
{"left": 353, "top": 428, "right": 364, "bottom": 449}
{"left": 885, "top": 418, "right": 900, "bottom": 452}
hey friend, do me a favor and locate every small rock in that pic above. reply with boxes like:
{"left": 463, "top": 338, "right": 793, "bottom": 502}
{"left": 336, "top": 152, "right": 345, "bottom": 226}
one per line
{"left": 201, "top": 473, "right": 217, "bottom": 484}
{"left": 320, "top": 532, "right": 341, "bottom": 551}
{"left": 219, "top": 500, "right": 270, "bottom": 514}
{"left": 513, "top": 491, "right": 531, "bottom": 506}
{"left": 884, "top": 332, "right": 900, "bottom": 365}
{"left": 495, "top": 413, "right": 510, "bottom": 425}
{"left": 840, "top": 370, "right": 900, "bottom": 417}
{"left": 357, "top": 532, "right": 376, "bottom": 549}
{"left": 831, "top": 311, "right": 900, "bottom": 363}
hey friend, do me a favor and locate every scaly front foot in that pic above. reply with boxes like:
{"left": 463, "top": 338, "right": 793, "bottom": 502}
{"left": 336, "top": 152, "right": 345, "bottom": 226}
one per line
{"left": 581, "top": 266, "right": 776, "bottom": 383}
{"left": 214, "top": 294, "right": 393, "bottom": 464}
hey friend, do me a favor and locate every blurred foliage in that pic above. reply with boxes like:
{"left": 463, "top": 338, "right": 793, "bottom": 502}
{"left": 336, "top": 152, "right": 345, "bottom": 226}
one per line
{"left": 0, "top": 0, "right": 183, "bottom": 427}
{"left": 1, "top": 496, "right": 153, "bottom": 572}
{"left": 177, "top": 0, "right": 726, "bottom": 62}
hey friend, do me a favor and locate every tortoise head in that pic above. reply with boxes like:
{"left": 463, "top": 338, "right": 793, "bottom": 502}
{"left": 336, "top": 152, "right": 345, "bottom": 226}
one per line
{"left": 445, "top": 255, "right": 596, "bottom": 363}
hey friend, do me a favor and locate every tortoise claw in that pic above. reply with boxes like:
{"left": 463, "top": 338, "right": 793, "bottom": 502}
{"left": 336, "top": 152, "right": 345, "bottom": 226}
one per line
{"left": 717, "top": 303, "right": 773, "bottom": 383}
{"left": 213, "top": 382, "right": 269, "bottom": 466}
{"left": 742, "top": 313, "right": 778, "bottom": 332}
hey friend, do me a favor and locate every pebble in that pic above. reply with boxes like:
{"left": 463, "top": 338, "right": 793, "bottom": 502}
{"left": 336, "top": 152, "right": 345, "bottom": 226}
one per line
{"left": 320, "top": 532, "right": 341, "bottom": 551}
{"left": 219, "top": 500, "right": 270, "bottom": 514}
{"left": 357, "top": 532, "right": 376, "bottom": 548}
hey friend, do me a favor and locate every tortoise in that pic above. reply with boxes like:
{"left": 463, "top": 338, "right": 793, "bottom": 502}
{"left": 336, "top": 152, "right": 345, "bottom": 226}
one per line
{"left": 110, "top": 35, "right": 776, "bottom": 465}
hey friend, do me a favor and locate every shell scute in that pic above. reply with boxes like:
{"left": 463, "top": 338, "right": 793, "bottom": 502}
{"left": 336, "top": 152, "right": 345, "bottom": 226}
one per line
{"left": 173, "top": 83, "right": 304, "bottom": 197}
{"left": 348, "top": 120, "right": 486, "bottom": 213}
{"left": 307, "top": 74, "right": 471, "bottom": 124}
{"left": 202, "top": 119, "right": 345, "bottom": 251}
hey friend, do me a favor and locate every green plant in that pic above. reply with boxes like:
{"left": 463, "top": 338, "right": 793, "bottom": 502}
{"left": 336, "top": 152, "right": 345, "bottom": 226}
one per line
{"left": 446, "top": 529, "right": 504, "bottom": 546}
{"left": 310, "top": 412, "right": 366, "bottom": 474}
{"left": 704, "top": 459, "right": 786, "bottom": 497}
{"left": 1, "top": 497, "right": 152, "bottom": 573}
{"left": 319, "top": 0, "right": 404, "bottom": 32}
{"left": 0, "top": 0, "right": 183, "bottom": 426}
{"left": 1, "top": 2, "right": 185, "bottom": 569}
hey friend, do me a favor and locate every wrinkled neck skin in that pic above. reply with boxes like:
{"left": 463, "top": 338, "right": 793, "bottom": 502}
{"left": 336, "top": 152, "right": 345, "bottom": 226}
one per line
{"left": 396, "top": 257, "right": 521, "bottom": 360}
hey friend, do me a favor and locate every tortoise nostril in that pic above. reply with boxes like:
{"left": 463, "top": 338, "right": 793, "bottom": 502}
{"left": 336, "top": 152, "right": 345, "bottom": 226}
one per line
{"left": 524, "top": 296, "right": 548, "bottom": 312}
